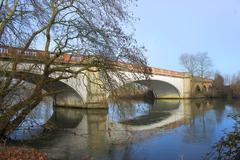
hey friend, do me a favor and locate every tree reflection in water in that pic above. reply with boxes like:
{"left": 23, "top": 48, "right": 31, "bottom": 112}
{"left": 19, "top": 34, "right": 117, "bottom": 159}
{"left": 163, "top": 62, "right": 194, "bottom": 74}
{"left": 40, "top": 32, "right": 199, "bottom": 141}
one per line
{"left": 9, "top": 96, "right": 54, "bottom": 140}
{"left": 108, "top": 99, "right": 153, "bottom": 122}
{"left": 182, "top": 100, "right": 215, "bottom": 144}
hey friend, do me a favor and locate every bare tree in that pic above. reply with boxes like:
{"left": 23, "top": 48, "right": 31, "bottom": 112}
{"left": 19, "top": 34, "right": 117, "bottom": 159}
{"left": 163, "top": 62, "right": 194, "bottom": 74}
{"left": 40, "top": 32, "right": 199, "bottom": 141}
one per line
{"left": 230, "top": 72, "right": 240, "bottom": 98}
{"left": 213, "top": 73, "right": 224, "bottom": 89}
{"left": 0, "top": 0, "right": 149, "bottom": 139}
{"left": 179, "top": 53, "right": 198, "bottom": 76}
{"left": 213, "top": 72, "right": 225, "bottom": 97}
{"left": 224, "top": 74, "right": 231, "bottom": 86}
{"left": 196, "top": 52, "right": 213, "bottom": 78}
{"left": 179, "top": 52, "right": 213, "bottom": 78}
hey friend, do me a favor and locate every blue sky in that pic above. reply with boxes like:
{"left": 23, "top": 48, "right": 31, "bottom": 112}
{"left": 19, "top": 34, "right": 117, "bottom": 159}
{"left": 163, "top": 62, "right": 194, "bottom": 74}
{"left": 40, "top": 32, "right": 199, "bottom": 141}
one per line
{"left": 131, "top": 0, "right": 240, "bottom": 75}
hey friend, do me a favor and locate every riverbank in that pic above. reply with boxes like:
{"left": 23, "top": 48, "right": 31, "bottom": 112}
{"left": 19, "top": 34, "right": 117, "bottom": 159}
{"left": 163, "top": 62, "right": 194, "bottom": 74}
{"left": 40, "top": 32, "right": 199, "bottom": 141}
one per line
{"left": 0, "top": 143, "right": 48, "bottom": 160}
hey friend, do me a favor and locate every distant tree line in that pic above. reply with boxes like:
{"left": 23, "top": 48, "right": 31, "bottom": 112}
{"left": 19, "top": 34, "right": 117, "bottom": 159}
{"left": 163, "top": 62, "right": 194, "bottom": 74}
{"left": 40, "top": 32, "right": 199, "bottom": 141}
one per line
{"left": 179, "top": 52, "right": 240, "bottom": 99}
{"left": 212, "top": 72, "right": 240, "bottom": 99}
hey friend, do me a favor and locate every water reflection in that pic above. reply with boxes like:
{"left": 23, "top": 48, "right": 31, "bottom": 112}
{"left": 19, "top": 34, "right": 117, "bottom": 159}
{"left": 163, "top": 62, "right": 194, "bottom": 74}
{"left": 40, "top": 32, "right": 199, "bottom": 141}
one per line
{"left": 25, "top": 99, "right": 240, "bottom": 160}
{"left": 86, "top": 110, "right": 108, "bottom": 157}
{"left": 109, "top": 100, "right": 152, "bottom": 122}
{"left": 182, "top": 100, "right": 216, "bottom": 144}
{"left": 48, "top": 107, "right": 83, "bottom": 128}
{"left": 120, "top": 100, "right": 180, "bottom": 125}
{"left": 10, "top": 96, "right": 53, "bottom": 140}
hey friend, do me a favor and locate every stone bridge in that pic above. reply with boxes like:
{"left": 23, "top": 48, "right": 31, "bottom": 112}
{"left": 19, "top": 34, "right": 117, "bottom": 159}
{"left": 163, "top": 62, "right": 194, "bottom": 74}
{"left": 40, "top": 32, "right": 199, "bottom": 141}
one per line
{"left": 0, "top": 46, "right": 213, "bottom": 108}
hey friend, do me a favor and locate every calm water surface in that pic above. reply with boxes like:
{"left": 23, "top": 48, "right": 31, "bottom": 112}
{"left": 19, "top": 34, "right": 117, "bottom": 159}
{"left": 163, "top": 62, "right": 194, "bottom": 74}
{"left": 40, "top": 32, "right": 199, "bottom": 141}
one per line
{"left": 16, "top": 99, "right": 240, "bottom": 160}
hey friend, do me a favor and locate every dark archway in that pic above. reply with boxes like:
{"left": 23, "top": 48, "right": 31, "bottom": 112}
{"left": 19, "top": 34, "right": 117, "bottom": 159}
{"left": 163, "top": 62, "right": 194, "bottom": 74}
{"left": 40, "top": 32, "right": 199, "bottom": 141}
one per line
{"left": 195, "top": 85, "right": 201, "bottom": 94}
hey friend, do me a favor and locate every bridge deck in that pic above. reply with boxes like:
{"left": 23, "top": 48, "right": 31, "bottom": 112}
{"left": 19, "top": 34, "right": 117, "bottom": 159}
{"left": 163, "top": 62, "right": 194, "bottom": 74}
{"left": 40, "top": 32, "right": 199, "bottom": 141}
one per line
{"left": 0, "top": 45, "right": 187, "bottom": 78}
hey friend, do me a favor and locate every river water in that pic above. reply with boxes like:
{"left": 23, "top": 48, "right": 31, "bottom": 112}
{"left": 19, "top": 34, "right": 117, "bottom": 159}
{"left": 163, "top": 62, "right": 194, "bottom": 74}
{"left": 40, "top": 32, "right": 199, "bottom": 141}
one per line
{"left": 12, "top": 99, "right": 240, "bottom": 160}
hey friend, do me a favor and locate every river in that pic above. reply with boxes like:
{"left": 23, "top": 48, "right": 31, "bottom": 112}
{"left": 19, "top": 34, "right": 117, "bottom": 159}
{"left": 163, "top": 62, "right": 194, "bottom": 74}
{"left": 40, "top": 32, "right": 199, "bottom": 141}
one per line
{"left": 11, "top": 99, "right": 240, "bottom": 160}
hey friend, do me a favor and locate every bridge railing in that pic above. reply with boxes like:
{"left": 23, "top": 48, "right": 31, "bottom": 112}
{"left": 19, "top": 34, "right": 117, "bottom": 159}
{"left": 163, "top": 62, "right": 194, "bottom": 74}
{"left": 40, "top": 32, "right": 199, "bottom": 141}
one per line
{"left": 0, "top": 45, "right": 187, "bottom": 78}
{"left": 0, "top": 45, "right": 44, "bottom": 57}
{"left": 0, "top": 45, "right": 46, "bottom": 57}
{"left": 0, "top": 46, "right": 9, "bottom": 54}
{"left": 150, "top": 67, "right": 186, "bottom": 78}
{"left": 0, "top": 45, "right": 84, "bottom": 62}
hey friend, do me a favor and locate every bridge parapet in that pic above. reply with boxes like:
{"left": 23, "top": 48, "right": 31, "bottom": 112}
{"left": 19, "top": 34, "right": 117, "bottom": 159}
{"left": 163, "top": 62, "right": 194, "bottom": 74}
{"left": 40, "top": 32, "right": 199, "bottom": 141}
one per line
{"left": 150, "top": 67, "right": 188, "bottom": 78}
{"left": 0, "top": 46, "right": 190, "bottom": 78}
{"left": 0, "top": 45, "right": 44, "bottom": 57}
{"left": 0, "top": 45, "right": 85, "bottom": 63}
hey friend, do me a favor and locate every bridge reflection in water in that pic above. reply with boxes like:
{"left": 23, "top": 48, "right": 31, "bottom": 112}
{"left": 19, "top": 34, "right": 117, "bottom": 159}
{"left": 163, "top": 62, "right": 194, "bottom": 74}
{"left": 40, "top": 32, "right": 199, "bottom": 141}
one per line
{"left": 22, "top": 99, "right": 240, "bottom": 160}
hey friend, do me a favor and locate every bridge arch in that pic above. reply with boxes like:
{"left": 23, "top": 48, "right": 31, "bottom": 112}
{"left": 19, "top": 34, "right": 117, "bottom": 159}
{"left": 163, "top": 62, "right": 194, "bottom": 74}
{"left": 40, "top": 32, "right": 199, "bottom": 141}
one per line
{"left": 0, "top": 72, "right": 84, "bottom": 106}
{"left": 137, "top": 80, "right": 180, "bottom": 98}
{"left": 46, "top": 79, "right": 84, "bottom": 106}
{"left": 195, "top": 85, "right": 201, "bottom": 93}
{"left": 110, "top": 79, "right": 180, "bottom": 99}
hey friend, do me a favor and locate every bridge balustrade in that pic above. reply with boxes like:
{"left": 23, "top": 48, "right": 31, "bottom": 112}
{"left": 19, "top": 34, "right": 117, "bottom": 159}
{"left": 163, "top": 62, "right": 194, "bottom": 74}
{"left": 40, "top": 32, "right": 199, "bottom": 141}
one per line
{"left": 0, "top": 45, "right": 188, "bottom": 78}
{"left": 151, "top": 67, "right": 185, "bottom": 78}
{"left": 0, "top": 47, "right": 8, "bottom": 54}
{"left": 0, "top": 45, "right": 86, "bottom": 64}
{"left": 0, "top": 45, "right": 45, "bottom": 57}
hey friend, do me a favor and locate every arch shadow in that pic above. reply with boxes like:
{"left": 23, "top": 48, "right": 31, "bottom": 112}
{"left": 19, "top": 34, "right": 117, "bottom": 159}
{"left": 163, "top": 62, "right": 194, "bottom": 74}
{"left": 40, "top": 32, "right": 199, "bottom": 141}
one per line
{"left": 0, "top": 71, "right": 83, "bottom": 106}
{"left": 110, "top": 79, "right": 180, "bottom": 99}
{"left": 137, "top": 80, "right": 180, "bottom": 98}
